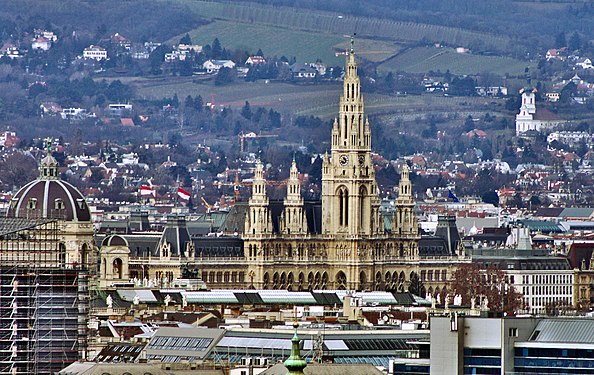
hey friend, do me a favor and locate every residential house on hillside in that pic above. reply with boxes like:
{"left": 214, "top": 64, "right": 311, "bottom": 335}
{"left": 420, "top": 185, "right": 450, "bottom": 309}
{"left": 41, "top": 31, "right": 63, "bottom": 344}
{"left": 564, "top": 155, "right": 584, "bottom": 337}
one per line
{"left": 546, "top": 48, "right": 567, "bottom": 61}
{"left": 0, "top": 131, "right": 18, "bottom": 149}
{"left": 110, "top": 33, "right": 131, "bottom": 51}
{"left": 31, "top": 36, "right": 51, "bottom": 51}
{"left": 202, "top": 59, "right": 236, "bottom": 74}
{"left": 475, "top": 86, "right": 507, "bottom": 96}
{"left": 575, "top": 58, "right": 593, "bottom": 70}
{"left": 245, "top": 55, "right": 266, "bottom": 65}
{"left": 131, "top": 42, "right": 161, "bottom": 59}
{"left": 40, "top": 102, "right": 63, "bottom": 117}
{"left": 289, "top": 63, "right": 317, "bottom": 80}
{"left": 178, "top": 44, "right": 202, "bottom": 54}
{"left": 0, "top": 42, "right": 22, "bottom": 59}
{"left": 83, "top": 45, "right": 108, "bottom": 60}
{"left": 33, "top": 29, "right": 57, "bottom": 42}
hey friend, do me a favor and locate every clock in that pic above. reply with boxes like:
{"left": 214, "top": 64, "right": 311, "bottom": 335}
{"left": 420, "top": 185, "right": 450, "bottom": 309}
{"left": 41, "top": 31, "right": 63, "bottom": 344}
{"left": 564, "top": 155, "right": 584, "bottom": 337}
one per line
{"left": 358, "top": 155, "right": 365, "bottom": 166}
{"left": 339, "top": 154, "right": 349, "bottom": 166}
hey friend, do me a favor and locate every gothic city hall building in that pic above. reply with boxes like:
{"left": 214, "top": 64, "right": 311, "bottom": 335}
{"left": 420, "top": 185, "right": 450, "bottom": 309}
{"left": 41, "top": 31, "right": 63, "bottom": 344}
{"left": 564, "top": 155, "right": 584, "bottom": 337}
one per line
{"left": 100, "top": 46, "right": 466, "bottom": 294}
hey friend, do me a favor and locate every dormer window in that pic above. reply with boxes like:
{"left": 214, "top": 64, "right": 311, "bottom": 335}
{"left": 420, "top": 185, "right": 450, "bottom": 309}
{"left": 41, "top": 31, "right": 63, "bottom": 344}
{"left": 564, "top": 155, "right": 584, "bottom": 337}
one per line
{"left": 76, "top": 198, "right": 86, "bottom": 209}
{"left": 27, "top": 198, "right": 37, "bottom": 210}
{"left": 55, "top": 198, "right": 64, "bottom": 210}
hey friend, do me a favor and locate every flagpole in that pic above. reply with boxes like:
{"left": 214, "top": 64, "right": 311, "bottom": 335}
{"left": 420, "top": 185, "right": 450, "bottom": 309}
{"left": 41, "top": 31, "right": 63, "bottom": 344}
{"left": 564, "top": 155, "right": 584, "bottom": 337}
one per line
{"left": 176, "top": 174, "right": 180, "bottom": 209}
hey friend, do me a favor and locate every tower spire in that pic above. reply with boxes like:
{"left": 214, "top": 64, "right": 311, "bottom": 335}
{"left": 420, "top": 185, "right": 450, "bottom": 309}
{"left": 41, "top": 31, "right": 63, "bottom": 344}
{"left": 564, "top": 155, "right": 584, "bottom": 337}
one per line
{"left": 284, "top": 321, "right": 307, "bottom": 374}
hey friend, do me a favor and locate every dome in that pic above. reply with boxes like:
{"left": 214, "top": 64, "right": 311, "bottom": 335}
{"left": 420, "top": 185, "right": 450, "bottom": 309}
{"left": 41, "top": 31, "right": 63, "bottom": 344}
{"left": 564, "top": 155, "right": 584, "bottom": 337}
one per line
{"left": 7, "top": 179, "right": 91, "bottom": 221}
{"left": 102, "top": 235, "right": 128, "bottom": 247}
{"left": 6, "top": 148, "right": 91, "bottom": 222}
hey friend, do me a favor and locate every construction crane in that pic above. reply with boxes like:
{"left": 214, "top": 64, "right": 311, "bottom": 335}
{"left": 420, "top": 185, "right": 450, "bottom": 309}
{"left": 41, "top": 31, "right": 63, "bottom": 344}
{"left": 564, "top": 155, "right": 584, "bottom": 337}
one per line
{"left": 200, "top": 197, "right": 214, "bottom": 213}
{"left": 238, "top": 131, "right": 278, "bottom": 153}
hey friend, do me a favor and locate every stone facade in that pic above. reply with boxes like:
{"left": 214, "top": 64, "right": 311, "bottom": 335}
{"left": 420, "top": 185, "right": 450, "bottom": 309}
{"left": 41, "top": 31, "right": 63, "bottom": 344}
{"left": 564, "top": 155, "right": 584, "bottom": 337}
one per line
{"left": 103, "top": 45, "right": 467, "bottom": 295}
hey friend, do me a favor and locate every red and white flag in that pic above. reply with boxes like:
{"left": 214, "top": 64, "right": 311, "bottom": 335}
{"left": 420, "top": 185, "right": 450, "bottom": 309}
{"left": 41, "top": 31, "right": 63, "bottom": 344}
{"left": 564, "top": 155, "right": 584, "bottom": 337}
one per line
{"left": 140, "top": 185, "right": 154, "bottom": 197}
{"left": 177, "top": 187, "right": 191, "bottom": 200}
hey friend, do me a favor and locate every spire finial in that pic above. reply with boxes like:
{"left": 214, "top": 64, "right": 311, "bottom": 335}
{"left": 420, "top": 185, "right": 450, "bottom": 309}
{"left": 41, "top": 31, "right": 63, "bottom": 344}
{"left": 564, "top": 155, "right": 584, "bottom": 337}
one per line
{"left": 45, "top": 137, "right": 52, "bottom": 154}
{"left": 284, "top": 320, "right": 307, "bottom": 374}
{"left": 350, "top": 33, "right": 356, "bottom": 54}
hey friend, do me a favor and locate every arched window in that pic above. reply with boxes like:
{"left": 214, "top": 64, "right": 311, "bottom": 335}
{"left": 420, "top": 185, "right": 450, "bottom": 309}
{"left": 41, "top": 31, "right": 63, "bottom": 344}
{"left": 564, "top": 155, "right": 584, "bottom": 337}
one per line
{"left": 359, "top": 185, "right": 367, "bottom": 229}
{"left": 113, "top": 258, "right": 123, "bottom": 279}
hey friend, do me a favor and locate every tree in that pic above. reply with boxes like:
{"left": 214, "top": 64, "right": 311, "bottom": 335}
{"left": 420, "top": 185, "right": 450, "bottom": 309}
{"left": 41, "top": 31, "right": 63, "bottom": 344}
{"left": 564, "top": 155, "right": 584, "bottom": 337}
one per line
{"left": 482, "top": 191, "right": 499, "bottom": 206}
{"left": 408, "top": 272, "right": 426, "bottom": 297}
{"left": 179, "top": 33, "right": 192, "bottom": 45}
{"left": 451, "top": 263, "right": 524, "bottom": 315}
{"left": 241, "top": 101, "right": 252, "bottom": 120}
{"left": 211, "top": 38, "right": 222, "bottom": 59}
{"left": 568, "top": 32, "right": 581, "bottom": 52}
{"left": 555, "top": 32, "right": 566, "bottom": 48}
{"left": 149, "top": 44, "right": 172, "bottom": 75}
{"left": 0, "top": 152, "right": 38, "bottom": 190}
{"left": 215, "top": 67, "right": 236, "bottom": 86}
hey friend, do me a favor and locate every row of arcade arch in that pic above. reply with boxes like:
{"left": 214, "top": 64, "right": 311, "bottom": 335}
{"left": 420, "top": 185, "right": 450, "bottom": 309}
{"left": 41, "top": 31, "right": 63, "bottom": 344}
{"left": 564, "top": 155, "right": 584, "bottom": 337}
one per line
{"left": 260, "top": 270, "right": 439, "bottom": 292}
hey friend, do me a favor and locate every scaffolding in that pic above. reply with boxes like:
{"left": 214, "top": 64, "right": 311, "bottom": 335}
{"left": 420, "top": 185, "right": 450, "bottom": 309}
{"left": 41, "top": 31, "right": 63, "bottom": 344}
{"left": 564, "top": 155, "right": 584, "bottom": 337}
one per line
{"left": 0, "top": 218, "right": 89, "bottom": 375}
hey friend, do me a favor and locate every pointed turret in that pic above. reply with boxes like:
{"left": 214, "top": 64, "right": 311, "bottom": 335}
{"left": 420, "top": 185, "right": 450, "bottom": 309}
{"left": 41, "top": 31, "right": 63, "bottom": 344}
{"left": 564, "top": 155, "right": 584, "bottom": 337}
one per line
{"left": 244, "top": 160, "right": 272, "bottom": 236}
{"left": 282, "top": 159, "right": 306, "bottom": 235}
{"left": 284, "top": 321, "right": 307, "bottom": 375}
{"left": 394, "top": 164, "right": 417, "bottom": 235}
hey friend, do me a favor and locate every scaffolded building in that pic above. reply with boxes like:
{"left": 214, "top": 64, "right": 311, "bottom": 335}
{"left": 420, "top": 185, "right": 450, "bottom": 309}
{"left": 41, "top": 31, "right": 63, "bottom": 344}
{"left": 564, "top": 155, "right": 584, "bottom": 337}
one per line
{"left": 0, "top": 218, "right": 89, "bottom": 374}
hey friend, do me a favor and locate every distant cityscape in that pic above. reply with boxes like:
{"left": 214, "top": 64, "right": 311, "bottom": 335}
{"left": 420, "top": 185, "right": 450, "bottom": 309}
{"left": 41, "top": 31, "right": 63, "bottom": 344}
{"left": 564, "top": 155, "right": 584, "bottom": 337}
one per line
{"left": 1, "top": 2, "right": 594, "bottom": 375}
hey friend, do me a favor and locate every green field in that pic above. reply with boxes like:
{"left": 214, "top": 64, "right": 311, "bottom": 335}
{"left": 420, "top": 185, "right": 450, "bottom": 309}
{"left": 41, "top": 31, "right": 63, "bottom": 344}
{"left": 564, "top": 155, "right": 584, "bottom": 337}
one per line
{"left": 183, "top": 20, "right": 345, "bottom": 65}
{"left": 130, "top": 76, "right": 506, "bottom": 119}
{"left": 378, "top": 47, "right": 533, "bottom": 76}
{"left": 175, "top": 0, "right": 510, "bottom": 51}
{"left": 175, "top": 19, "right": 402, "bottom": 66}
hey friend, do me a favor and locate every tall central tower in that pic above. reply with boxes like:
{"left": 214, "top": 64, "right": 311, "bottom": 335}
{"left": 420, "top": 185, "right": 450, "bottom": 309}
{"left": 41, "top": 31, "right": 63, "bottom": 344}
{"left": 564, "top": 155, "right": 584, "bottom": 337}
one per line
{"left": 322, "top": 40, "right": 381, "bottom": 236}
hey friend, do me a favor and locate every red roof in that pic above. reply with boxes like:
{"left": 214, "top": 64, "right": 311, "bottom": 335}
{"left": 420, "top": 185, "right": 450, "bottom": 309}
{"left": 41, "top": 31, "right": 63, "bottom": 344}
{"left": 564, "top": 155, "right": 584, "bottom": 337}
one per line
{"left": 120, "top": 118, "right": 135, "bottom": 127}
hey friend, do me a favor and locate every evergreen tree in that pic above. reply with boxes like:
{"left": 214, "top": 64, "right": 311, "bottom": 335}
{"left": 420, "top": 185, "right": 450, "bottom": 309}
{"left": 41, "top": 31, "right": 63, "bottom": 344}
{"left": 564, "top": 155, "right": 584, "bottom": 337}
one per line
{"left": 241, "top": 101, "right": 252, "bottom": 120}
{"left": 555, "top": 32, "right": 566, "bottom": 48}
{"left": 194, "top": 95, "right": 203, "bottom": 112}
{"left": 568, "top": 32, "right": 581, "bottom": 51}
{"left": 179, "top": 33, "right": 192, "bottom": 45}
{"left": 212, "top": 38, "right": 222, "bottom": 59}
{"left": 184, "top": 95, "right": 194, "bottom": 109}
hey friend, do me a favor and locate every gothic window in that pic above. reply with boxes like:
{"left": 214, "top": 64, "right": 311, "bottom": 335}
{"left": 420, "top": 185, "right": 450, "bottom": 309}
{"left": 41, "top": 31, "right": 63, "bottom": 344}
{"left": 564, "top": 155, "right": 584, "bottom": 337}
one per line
{"left": 336, "top": 271, "right": 347, "bottom": 290}
{"left": 359, "top": 186, "right": 367, "bottom": 229}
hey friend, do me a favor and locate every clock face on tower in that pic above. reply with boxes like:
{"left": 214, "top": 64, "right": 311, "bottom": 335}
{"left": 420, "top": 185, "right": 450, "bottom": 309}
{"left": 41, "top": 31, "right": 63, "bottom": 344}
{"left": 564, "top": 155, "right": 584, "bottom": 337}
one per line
{"left": 339, "top": 154, "right": 349, "bottom": 166}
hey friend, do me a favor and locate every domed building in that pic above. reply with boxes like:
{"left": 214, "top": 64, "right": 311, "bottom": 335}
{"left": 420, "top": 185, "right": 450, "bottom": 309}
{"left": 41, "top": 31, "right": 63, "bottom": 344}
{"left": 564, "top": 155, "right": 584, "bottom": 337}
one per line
{"left": 7, "top": 150, "right": 96, "bottom": 267}
{"left": 0, "top": 147, "right": 96, "bottom": 374}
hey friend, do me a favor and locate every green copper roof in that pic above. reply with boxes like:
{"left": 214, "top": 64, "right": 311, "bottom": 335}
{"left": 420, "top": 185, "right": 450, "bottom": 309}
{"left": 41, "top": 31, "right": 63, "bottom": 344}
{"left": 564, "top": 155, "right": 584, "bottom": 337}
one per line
{"left": 284, "top": 321, "right": 307, "bottom": 374}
